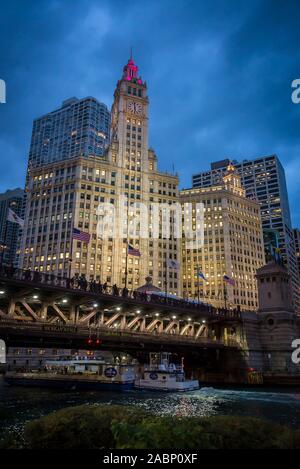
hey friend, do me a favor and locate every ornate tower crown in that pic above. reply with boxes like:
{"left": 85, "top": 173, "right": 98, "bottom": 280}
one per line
{"left": 223, "top": 161, "right": 245, "bottom": 196}
{"left": 226, "top": 161, "right": 236, "bottom": 174}
{"left": 122, "top": 54, "right": 143, "bottom": 84}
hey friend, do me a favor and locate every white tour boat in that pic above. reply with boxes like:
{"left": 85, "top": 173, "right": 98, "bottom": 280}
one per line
{"left": 5, "top": 358, "right": 136, "bottom": 391}
{"left": 135, "top": 353, "right": 199, "bottom": 392}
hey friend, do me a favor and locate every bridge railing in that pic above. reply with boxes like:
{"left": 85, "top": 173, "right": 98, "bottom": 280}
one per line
{"left": 0, "top": 265, "right": 242, "bottom": 320}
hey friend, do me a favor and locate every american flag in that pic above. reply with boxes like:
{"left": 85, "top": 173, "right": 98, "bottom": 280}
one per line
{"left": 7, "top": 208, "right": 24, "bottom": 228}
{"left": 167, "top": 259, "right": 180, "bottom": 270}
{"left": 128, "top": 244, "right": 141, "bottom": 257}
{"left": 72, "top": 228, "right": 91, "bottom": 244}
{"left": 198, "top": 271, "right": 208, "bottom": 281}
{"left": 223, "top": 274, "right": 235, "bottom": 286}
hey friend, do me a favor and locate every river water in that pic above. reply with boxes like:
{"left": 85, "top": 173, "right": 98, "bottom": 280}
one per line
{"left": 1, "top": 376, "right": 300, "bottom": 442}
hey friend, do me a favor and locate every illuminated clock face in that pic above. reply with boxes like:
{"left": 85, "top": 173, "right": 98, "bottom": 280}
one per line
{"left": 127, "top": 101, "right": 143, "bottom": 115}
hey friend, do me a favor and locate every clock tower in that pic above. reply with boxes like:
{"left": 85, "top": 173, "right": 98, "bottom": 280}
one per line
{"left": 106, "top": 55, "right": 180, "bottom": 295}
{"left": 110, "top": 55, "right": 149, "bottom": 171}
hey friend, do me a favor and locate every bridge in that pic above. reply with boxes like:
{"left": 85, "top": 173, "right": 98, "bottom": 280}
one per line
{"left": 0, "top": 268, "right": 243, "bottom": 352}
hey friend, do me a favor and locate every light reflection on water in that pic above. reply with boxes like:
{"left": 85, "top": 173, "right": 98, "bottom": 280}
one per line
{"left": 1, "top": 376, "right": 300, "bottom": 440}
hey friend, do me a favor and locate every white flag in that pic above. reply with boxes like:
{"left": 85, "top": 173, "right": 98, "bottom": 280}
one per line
{"left": 167, "top": 259, "right": 180, "bottom": 270}
{"left": 7, "top": 208, "right": 24, "bottom": 228}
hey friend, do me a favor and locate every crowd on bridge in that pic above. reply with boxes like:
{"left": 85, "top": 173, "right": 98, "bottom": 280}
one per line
{"left": 0, "top": 265, "right": 241, "bottom": 319}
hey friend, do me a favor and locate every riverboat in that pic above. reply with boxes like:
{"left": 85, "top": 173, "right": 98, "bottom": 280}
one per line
{"left": 5, "top": 358, "right": 135, "bottom": 391}
{"left": 135, "top": 353, "right": 199, "bottom": 392}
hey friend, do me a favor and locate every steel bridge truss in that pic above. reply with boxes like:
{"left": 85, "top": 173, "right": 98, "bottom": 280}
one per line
{"left": 0, "top": 276, "right": 242, "bottom": 348}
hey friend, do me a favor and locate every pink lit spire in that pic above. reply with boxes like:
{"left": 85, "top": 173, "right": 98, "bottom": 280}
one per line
{"left": 122, "top": 50, "right": 142, "bottom": 83}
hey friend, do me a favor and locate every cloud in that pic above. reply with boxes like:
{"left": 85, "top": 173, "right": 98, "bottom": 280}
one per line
{"left": 1, "top": 0, "right": 300, "bottom": 227}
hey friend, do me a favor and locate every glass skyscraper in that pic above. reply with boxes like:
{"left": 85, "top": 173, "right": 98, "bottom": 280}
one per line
{"left": 28, "top": 97, "right": 110, "bottom": 169}
{"left": 192, "top": 155, "right": 300, "bottom": 312}
{"left": 0, "top": 188, "right": 24, "bottom": 266}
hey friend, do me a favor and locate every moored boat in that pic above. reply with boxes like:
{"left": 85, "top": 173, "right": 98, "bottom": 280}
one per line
{"left": 5, "top": 358, "right": 136, "bottom": 391}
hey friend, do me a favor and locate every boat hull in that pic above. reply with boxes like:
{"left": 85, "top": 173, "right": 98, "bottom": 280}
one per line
{"left": 5, "top": 376, "right": 134, "bottom": 391}
{"left": 134, "top": 380, "right": 200, "bottom": 392}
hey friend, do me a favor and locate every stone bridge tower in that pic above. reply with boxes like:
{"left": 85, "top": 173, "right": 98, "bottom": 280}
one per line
{"left": 256, "top": 261, "right": 299, "bottom": 374}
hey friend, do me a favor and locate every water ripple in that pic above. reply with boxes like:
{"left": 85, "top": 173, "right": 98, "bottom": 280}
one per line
{"left": 1, "top": 377, "right": 300, "bottom": 441}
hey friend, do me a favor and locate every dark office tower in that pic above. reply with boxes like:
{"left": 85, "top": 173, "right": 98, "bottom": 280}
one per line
{"left": 192, "top": 155, "right": 300, "bottom": 313}
{"left": 28, "top": 97, "right": 110, "bottom": 169}
{"left": 0, "top": 188, "right": 24, "bottom": 266}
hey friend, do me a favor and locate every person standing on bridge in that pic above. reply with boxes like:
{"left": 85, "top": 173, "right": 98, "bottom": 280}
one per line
{"left": 24, "top": 268, "right": 31, "bottom": 282}
{"left": 79, "top": 274, "right": 88, "bottom": 291}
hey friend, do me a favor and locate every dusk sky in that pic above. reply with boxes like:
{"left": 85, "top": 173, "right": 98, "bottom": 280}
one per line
{"left": 1, "top": 0, "right": 300, "bottom": 225}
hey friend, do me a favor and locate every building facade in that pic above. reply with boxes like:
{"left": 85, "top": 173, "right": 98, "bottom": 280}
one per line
{"left": 0, "top": 188, "right": 24, "bottom": 266}
{"left": 5, "top": 347, "right": 118, "bottom": 370}
{"left": 192, "top": 155, "right": 300, "bottom": 312}
{"left": 180, "top": 164, "right": 265, "bottom": 311}
{"left": 19, "top": 57, "right": 180, "bottom": 295}
{"left": 28, "top": 96, "right": 110, "bottom": 170}
{"left": 294, "top": 228, "right": 300, "bottom": 279}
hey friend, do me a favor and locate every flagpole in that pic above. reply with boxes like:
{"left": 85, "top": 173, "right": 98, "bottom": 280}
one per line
{"left": 69, "top": 223, "right": 74, "bottom": 279}
{"left": 69, "top": 240, "right": 73, "bottom": 279}
{"left": 125, "top": 240, "right": 129, "bottom": 289}
{"left": 223, "top": 280, "right": 228, "bottom": 310}
{"left": 165, "top": 260, "right": 169, "bottom": 298}
{"left": 196, "top": 265, "right": 200, "bottom": 303}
